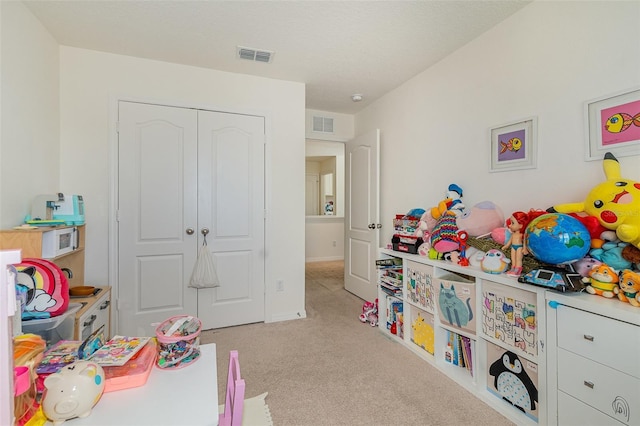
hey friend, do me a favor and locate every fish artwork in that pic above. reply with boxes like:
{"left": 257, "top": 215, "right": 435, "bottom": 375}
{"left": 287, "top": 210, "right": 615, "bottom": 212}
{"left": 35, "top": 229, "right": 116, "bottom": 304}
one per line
{"left": 604, "top": 112, "right": 640, "bottom": 133}
{"left": 499, "top": 137, "right": 522, "bottom": 153}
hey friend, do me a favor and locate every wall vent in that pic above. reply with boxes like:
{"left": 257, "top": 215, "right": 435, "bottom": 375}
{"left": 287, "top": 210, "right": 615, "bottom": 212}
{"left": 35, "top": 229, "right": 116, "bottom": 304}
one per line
{"left": 237, "top": 46, "right": 274, "bottom": 63}
{"left": 312, "top": 116, "right": 334, "bottom": 133}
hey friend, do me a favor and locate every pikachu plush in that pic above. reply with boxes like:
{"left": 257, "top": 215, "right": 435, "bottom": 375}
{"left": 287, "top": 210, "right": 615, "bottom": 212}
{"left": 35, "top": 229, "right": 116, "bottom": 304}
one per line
{"left": 550, "top": 152, "right": 640, "bottom": 250}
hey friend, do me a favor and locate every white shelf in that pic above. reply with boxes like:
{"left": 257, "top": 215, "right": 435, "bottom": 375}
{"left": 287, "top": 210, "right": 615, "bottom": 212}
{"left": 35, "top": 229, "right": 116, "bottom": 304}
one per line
{"left": 377, "top": 248, "right": 547, "bottom": 425}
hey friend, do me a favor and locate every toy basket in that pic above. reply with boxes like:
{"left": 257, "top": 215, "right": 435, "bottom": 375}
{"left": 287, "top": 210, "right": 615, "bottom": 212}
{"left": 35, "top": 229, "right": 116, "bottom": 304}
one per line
{"left": 154, "top": 315, "right": 202, "bottom": 369}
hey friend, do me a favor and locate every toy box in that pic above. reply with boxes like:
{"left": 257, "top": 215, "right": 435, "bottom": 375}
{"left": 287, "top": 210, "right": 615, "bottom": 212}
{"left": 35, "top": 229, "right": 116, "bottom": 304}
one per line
{"left": 21, "top": 303, "right": 82, "bottom": 346}
{"left": 393, "top": 214, "right": 420, "bottom": 236}
{"left": 103, "top": 339, "right": 157, "bottom": 392}
{"left": 392, "top": 234, "right": 423, "bottom": 254}
{"left": 482, "top": 281, "right": 537, "bottom": 357}
{"left": 405, "top": 261, "right": 434, "bottom": 313}
{"left": 410, "top": 307, "right": 434, "bottom": 355}
{"left": 486, "top": 341, "right": 539, "bottom": 422}
{"left": 435, "top": 273, "right": 476, "bottom": 335}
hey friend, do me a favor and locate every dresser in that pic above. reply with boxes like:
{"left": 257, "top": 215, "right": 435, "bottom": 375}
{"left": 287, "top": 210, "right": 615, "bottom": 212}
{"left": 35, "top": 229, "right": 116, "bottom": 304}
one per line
{"left": 546, "top": 293, "right": 640, "bottom": 425}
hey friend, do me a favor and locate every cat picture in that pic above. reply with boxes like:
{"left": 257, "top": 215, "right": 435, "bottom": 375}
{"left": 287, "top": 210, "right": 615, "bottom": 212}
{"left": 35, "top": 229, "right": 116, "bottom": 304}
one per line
{"left": 438, "top": 283, "right": 473, "bottom": 329}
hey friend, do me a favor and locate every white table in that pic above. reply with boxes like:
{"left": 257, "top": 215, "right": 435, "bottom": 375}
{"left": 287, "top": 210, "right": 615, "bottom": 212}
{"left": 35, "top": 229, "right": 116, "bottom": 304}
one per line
{"left": 56, "top": 343, "right": 218, "bottom": 426}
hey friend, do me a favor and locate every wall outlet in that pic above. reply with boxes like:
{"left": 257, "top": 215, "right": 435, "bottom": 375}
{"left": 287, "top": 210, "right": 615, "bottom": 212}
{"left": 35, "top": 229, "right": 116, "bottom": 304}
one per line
{"left": 332, "top": 240, "right": 337, "bottom": 247}
{"left": 276, "top": 280, "right": 284, "bottom": 292}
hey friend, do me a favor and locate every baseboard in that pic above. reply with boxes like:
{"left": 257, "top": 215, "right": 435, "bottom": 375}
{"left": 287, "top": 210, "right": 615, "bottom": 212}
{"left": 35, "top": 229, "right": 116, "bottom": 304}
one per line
{"left": 305, "top": 256, "right": 344, "bottom": 262}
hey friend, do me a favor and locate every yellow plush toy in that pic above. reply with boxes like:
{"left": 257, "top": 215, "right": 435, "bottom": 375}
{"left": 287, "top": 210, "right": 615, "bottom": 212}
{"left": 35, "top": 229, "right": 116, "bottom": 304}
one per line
{"left": 550, "top": 152, "right": 640, "bottom": 250}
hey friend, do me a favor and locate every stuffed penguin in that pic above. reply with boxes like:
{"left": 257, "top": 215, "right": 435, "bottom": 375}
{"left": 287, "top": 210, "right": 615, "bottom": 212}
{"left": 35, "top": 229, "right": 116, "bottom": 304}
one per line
{"left": 489, "top": 351, "right": 538, "bottom": 413}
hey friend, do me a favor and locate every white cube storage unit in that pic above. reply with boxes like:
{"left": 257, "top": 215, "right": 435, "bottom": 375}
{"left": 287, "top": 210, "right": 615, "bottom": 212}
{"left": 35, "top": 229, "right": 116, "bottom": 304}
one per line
{"left": 377, "top": 249, "right": 547, "bottom": 425}
{"left": 379, "top": 248, "right": 640, "bottom": 426}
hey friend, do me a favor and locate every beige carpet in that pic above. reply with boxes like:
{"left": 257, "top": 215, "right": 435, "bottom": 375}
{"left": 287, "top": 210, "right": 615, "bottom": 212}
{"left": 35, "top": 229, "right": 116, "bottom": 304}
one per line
{"left": 202, "top": 260, "right": 514, "bottom": 426}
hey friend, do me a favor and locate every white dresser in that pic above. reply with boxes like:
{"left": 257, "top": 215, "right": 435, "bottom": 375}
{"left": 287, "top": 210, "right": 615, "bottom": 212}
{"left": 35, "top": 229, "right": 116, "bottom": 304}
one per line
{"left": 546, "top": 293, "right": 640, "bottom": 425}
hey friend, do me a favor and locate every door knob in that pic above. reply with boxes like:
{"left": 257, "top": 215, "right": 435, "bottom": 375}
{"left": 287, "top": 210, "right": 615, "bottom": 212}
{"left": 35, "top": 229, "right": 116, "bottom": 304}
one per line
{"left": 201, "top": 228, "right": 210, "bottom": 236}
{"left": 186, "top": 228, "right": 194, "bottom": 235}
{"left": 376, "top": 224, "right": 382, "bottom": 229}
{"left": 368, "top": 223, "right": 375, "bottom": 229}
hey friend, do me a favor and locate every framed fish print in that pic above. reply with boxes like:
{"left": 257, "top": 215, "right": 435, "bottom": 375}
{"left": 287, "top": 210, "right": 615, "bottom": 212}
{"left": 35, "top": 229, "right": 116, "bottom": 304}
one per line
{"left": 585, "top": 88, "right": 640, "bottom": 161}
{"left": 489, "top": 117, "right": 537, "bottom": 172}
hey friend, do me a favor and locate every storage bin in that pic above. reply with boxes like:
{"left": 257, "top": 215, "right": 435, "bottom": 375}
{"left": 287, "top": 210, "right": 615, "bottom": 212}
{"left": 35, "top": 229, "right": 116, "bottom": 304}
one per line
{"left": 21, "top": 303, "right": 82, "bottom": 346}
{"left": 103, "top": 339, "right": 157, "bottom": 392}
{"left": 435, "top": 274, "right": 476, "bottom": 334}
{"left": 155, "top": 315, "right": 202, "bottom": 369}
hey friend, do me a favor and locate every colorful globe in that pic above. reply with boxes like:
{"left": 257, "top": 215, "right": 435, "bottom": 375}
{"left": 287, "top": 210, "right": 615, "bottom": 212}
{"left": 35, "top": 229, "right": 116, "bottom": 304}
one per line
{"left": 525, "top": 213, "right": 591, "bottom": 265}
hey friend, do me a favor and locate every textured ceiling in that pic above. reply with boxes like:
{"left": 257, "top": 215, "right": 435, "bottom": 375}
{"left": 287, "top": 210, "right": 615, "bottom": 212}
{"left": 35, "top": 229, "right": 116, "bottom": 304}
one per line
{"left": 24, "top": 0, "right": 531, "bottom": 114}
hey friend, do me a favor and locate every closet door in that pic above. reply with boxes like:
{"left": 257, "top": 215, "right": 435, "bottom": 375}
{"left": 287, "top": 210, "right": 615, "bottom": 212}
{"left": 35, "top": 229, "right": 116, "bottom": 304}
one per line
{"left": 117, "top": 101, "right": 198, "bottom": 336}
{"left": 196, "top": 110, "right": 265, "bottom": 328}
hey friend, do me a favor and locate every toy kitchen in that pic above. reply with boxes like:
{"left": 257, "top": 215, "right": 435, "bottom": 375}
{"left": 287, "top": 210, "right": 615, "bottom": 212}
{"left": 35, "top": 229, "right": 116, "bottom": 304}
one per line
{"left": 0, "top": 192, "right": 112, "bottom": 346}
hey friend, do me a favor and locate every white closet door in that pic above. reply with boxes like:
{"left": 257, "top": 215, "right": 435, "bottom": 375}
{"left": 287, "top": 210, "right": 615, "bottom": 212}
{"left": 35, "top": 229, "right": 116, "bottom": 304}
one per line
{"left": 196, "top": 110, "right": 265, "bottom": 328}
{"left": 117, "top": 101, "right": 198, "bottom": 336}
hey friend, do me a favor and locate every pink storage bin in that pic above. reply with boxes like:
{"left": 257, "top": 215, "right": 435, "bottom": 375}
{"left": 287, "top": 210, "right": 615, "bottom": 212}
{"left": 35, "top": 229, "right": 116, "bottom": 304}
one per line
{"left": 155, "top": 315, "right": 202, "bottom": 369}
{"left": 103, "top": 340, "right": 157, "bottom": 392}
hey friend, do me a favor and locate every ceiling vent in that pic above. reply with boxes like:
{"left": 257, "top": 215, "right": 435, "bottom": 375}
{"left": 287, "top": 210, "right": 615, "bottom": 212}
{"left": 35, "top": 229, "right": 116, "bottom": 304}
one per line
{"left": 237, "top": 46, "right": 274, "bottom": 63}
{"left": 312, "top": 116, "right": 334, "bottom": 133}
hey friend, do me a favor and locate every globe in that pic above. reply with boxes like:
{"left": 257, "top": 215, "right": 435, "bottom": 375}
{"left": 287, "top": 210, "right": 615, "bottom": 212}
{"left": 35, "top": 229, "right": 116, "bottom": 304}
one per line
{"left": 525, "top": 213, "right": 591, "bottom": 265}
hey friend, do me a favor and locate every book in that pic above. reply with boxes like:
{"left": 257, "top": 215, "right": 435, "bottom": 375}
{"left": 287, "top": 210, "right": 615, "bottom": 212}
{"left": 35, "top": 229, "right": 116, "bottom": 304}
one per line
{"left": 36, "top": 340, "right": 82, "bottom": 374}
{"left": 88, "top": 335, "right": 151, "bottom": 366}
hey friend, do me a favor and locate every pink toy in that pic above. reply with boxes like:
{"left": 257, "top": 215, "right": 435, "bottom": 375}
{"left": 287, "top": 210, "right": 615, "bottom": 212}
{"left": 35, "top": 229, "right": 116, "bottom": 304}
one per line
{"left": 457, "top": 201, "right": 504, "bottom": 237}
{"left": 359, "top": 299, "right": 378, "bottom": 326}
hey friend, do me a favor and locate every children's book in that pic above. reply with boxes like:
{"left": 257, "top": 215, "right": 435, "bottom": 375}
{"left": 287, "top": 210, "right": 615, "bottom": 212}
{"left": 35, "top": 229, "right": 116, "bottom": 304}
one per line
{"left": 88, "top": 335, "right": 151, "bottom": 366}
{"left": 36, "top": 340, "right": 82, "bottom": 374}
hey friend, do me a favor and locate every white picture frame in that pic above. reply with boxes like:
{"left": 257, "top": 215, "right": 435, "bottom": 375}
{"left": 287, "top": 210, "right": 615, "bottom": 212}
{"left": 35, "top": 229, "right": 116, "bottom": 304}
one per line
{"left": 584, "top": 87, "right": 640, "bottom": 161}
{"left": 489, "top": 117, "right": 537, "bottom": 172}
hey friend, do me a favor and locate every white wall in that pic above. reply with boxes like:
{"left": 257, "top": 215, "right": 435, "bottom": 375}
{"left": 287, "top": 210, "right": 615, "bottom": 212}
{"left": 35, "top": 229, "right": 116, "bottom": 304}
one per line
{"left": 58, "top": 46, "right": 306, "bottom": 322}
{"left": 0, "top": 1, "right": 59, "bottom": 228}
{"left": 305, "top": 109, "right": 354, "bottom": 141}
{"left": 355, "top": 1, "right": 640, "bottom": 247}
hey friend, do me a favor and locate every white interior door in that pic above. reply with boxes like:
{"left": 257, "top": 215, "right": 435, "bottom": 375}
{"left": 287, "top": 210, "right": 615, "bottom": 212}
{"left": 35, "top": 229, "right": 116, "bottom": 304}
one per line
{"left": 344, "top": 129, "right": 380, "bottom": 301}
{"left": 117, "top": 102, "right": 265, "bottom": 335}
{"left": 117, "top": 101, "right": 198, "bottom": 336}
{"left": 195, "top": 110, "right": 265, "bottom": 328}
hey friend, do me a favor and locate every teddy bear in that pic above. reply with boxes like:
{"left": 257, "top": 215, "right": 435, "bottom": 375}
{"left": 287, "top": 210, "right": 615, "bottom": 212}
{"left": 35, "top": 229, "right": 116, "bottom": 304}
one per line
{"left": 615, "top": 269, "right": 640, "bottom": 307}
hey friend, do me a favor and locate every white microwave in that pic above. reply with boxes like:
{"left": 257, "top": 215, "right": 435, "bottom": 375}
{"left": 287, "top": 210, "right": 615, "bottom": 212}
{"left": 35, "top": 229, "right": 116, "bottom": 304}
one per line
{"left": 42, "top": 227, "right": 78, "bottom": 258}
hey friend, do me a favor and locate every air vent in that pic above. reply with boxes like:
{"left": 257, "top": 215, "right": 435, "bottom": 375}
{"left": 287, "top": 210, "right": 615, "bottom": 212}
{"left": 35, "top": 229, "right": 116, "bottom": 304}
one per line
{"left": 237, "top": 46, "right": 274, "bottom": 63}
{"left": 312, "top": 116, "right": 334, "bottom": 133}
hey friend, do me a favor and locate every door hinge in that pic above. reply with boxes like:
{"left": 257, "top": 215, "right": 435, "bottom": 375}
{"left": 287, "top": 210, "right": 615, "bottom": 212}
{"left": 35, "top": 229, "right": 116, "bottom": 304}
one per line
{"left": 115, "top": 210, "right": 120, "bottom": 222}
{"left": 115, "top": 121, "right": 120, "bottom": 133}
{"left": 263, "top": 210, "right": 267, "bottom": 219}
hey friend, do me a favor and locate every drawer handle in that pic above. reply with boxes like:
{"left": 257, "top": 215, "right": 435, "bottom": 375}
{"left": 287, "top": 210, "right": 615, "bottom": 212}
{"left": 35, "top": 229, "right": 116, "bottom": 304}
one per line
{"left": 83, "top": 314, "right": 97, "bottom": 327}
{"left": 584, "top": 380, "right": 595, "bottom": 389}
{"left": 583, "top": 334, "right": 594, "bottom": 342}
{"left": 99, "top": 300, "right": 111, "bottom": 310}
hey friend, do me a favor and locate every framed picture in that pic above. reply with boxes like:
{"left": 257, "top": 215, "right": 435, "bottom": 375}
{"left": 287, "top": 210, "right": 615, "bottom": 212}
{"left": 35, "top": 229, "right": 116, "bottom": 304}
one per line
{"left": 585, "top": 88, "right": 640, "bottom": 161}
{"left": 489, "top": 117, "right": 537, "bottom": 172}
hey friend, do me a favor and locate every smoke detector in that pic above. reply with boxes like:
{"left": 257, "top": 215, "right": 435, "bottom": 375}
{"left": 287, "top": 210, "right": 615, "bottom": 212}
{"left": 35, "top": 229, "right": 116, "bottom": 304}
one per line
{"left": 351, "top": 94, "right": 363, "bottom": 102}
{"left": 237, "top": 46, "right": 274, "bottom": 63}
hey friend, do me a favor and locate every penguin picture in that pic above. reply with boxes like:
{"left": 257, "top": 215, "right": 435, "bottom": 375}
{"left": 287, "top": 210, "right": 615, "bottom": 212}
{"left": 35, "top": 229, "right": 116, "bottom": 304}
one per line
{"left": 489, "top": 350, "right": 538, "bottom": 413}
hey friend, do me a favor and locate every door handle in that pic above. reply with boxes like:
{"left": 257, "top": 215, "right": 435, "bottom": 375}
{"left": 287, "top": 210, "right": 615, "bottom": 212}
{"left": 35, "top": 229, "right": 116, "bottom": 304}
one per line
{"left": 376, "top": 224, "right": 382, "bottom": 229}
{"left": 186, "top": 228, "right": 194, "bottom": 235}
{"left": 201, "top": 228, "right": 210, "bottom": 236}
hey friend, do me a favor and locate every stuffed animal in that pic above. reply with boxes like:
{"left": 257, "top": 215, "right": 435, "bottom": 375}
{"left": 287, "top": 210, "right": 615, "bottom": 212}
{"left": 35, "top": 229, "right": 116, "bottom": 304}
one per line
{"left": 457, "top": 201, "right": 505, "bottom": 237}
{"left": 550, "top": 152, "right": 640, "bottom": 250}
{"left": 430, "top": 211, "right": 460, "bottom": 253}
{"left": 582, "top": 264, "right": 619, "bottom": 298}
{"left": 478, "top": 249, "right": 511, "bottom": 274}
{"left": 616, "top": 269, "right": 640, "bottom": 307}
{"left": 430, "top": 184, "right": 465, "bottom": 220}
{"left": 572, "top": 256, "right": 603, "bottom": 277}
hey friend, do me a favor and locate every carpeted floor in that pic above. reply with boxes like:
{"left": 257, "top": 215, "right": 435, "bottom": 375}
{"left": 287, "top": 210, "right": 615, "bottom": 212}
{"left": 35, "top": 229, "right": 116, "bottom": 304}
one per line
{"left": 201, "top": 260, "right": 514, "bottom": 426}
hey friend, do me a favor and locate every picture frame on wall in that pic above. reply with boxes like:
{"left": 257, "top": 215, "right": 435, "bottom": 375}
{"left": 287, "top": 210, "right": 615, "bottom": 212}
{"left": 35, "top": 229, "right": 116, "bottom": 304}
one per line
{"left": 585, "top": 87, "right": 640, "bottom": 161}
{"left": 489, "top": 117, "right": 537, "bottom": 172}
